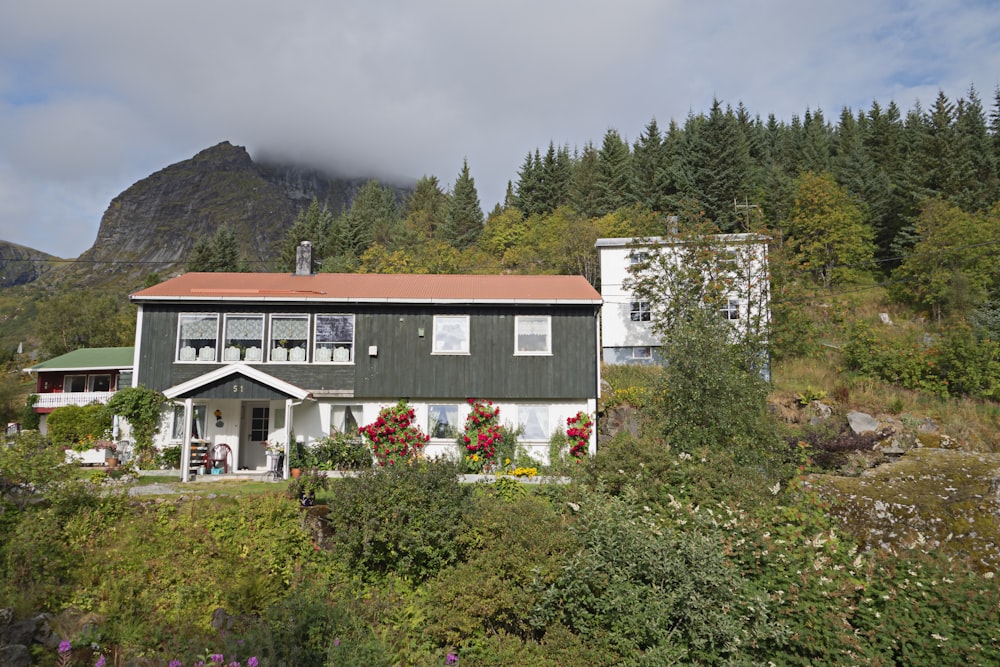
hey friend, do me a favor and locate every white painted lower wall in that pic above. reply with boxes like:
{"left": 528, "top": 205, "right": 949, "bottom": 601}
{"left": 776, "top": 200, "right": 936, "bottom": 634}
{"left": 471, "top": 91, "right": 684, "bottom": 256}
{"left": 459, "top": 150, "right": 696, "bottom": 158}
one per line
{"left": 154, "top": 396, "right": 597, "bottom": 469}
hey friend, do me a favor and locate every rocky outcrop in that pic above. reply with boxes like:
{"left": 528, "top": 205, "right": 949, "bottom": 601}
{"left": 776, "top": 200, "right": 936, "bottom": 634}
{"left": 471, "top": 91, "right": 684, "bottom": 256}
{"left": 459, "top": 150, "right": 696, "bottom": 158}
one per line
{"left": 0, "top": 240, "right": 58, "bottom": 287}
{"left": 70, "top": 141, "right": 410, "bottom": 280}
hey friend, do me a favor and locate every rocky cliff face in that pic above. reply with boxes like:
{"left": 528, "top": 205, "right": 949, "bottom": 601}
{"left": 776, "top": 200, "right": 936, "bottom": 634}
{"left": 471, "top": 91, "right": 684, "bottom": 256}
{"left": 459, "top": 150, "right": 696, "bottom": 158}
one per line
{"left": 72, "top": 141, "right": 408, "bottom": 277}
{"left": 0, "top": 241, "right": 58, "bottom": 288}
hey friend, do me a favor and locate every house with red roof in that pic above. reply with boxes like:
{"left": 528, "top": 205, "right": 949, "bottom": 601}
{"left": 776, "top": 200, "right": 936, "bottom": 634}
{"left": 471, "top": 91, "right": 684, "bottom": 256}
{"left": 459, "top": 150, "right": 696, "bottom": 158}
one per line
{"left": 130, "top": 243, "right": 602, "bottom": 480}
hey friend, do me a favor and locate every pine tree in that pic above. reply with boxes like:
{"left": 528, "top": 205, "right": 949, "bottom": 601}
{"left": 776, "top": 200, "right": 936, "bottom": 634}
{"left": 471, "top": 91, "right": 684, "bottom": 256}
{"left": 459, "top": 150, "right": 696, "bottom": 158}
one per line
{"left": 569, "top": 142, "right": 601, "bottom": 218}
{"left": 594, "top": 129, "right": 633, "bottom": 216}
{"left": 632, "top": 117, "right": 668, "bottom": 212}
{"left": 514, "top": 150, "right": 542, "bottom": 216}
{"left": 441, "top": 159, "right": 484, "bottom": 249}
{"left": 686, "top": 99, "right": 753, "bottom": 231}
{"left": 952, "top": 86, "right": 997, "bottom": 210}
{"left": 278, "top": 198, "right": 333, "bottom": 272}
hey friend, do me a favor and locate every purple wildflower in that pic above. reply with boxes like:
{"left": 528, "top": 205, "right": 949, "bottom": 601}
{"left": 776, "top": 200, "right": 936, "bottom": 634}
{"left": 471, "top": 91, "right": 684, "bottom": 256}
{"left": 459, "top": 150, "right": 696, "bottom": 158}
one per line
{"left": 95, "top": 656, "right": 107, "bottom": 667}
{"left": 209, "top": 655, "right": 225, "bottom": 665}
{"left": 169, "top": 661, "right": 183, "bottom": 667}
{"left": 58, "top": 640, "right": 72, "bottom": 654}
{"left": 333, "top": 638, "right": 340, "bottom": 647}
{"left": 247, "top": 658, "right": 259, "bottom": 667}
{"left": 446, "top": 653, "right": 459, "bottom": 665}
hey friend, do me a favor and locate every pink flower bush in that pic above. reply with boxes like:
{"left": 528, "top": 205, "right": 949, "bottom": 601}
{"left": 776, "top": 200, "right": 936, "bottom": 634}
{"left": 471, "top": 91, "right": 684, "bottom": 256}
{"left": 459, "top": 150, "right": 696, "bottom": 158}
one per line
{"left": 462, "top": 398, "right": 503, "bottom": 473}
{"left": 565, "top": 411, "right": 592, "bottom": 459}
{"left": 359, "top": 400, "right": 429, "bottom": 466}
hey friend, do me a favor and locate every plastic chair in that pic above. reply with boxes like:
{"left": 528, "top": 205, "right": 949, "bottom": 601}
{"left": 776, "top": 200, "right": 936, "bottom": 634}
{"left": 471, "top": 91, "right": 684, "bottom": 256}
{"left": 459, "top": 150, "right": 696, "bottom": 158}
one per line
{"left": 209, "top": 443, "right": 233, "bottom": 474}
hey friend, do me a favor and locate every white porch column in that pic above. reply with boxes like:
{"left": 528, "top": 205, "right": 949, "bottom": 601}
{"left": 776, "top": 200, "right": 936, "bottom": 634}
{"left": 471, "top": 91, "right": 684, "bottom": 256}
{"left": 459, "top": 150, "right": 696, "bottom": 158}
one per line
{"left": 180, "top": 398, "right": 193, "bottom": 482}
{"left": 284, "top": 398, "right": 293, "bottom": 478}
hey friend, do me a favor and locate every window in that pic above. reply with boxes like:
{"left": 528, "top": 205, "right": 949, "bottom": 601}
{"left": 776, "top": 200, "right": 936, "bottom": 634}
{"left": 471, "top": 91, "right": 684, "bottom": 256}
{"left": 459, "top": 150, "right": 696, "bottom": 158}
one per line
{"left": 630, "top": 301, "right": 651, "bottom": 322}
{"left": 433, "top": 315, "right": 470, "bottom": 354}
{"left": 249, "top": 406, "right": 270, "bottom": 443}
{"left": 63, "top": 375, "right": 86, "bottom": 392}
{"left": 628, "top": 251, "right": 650, "bottom": 265}
{"left": 515, "top": 315, "right": 551, "bottom": 355}
{"left": 171, "top": 405, "right": 207, "bottom": 440}
{"left": 88, "top": 374, "right": 112, "bottom": 392}
{"left": 270, "top": 315, "right": 309, "bottom": 363}
{"left": 331, "top": 405, "right": 363, "bottom": 433}
{"left": 224, "top": 314, "right": 264, "bottom": 362}
{"left": 177, "top": 313, "right": 218, "bottom": 361}
{"left": 315, "top": 315, "right": 354, "bottom": 363}
{"left": 632, "top": 346, "right": 652, "bottom": 360}
{"left": 428, "top": 404, "right": 459, "bottom": 439}
{"left": 517, "top": 405, "right": 549, "bottom": 441}
{"left": 721, "top": 298, "right": 740, "bottom": 320}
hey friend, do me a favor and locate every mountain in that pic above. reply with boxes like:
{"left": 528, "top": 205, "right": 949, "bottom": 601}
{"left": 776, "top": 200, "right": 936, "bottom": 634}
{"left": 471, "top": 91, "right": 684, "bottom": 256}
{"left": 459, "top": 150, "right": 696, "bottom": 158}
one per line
{"left": 68, "top": 141, "right": 411, "bottom": 282}
{"left": 0, "top": 240, "right": 59, "bottom": 288}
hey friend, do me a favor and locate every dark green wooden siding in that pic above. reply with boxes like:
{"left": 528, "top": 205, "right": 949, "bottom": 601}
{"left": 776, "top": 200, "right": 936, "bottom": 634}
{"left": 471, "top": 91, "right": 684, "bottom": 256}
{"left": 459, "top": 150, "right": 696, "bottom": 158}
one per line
{"left": 136, "top": 303, "right": 598, "bottom": 400}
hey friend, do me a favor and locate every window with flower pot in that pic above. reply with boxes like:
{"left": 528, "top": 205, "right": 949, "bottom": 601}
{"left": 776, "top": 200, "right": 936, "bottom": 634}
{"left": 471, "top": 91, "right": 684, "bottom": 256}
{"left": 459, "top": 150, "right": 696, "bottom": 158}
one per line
{"left": 517, "top": 405, "right": 549, "bottom": 441}
{"left": 270, "top": 314, "right": 309, "bottom": 362}
{"left": 720, "top": 298, "right": 740, "bottom": 320}
{"left": 432, "top": 315, "right": 470, "bottom": 354}
{"left": 515, "top": 315, "right": 551, "bottom": 355}
{"left": 315, "top": 314, "right": 354, "bottom": 363}
{"left": 223, "top": 314, "right": 264, "bottom": 362}
{"left": 428, "top": 404, "right": 459, "bottom": 439}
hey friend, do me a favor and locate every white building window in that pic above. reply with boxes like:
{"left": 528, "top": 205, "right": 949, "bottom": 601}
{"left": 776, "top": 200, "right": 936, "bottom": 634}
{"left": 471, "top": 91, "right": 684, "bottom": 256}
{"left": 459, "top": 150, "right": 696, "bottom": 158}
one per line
{"left": 223, "top": 314, "right": 264, "bottom": 362}
{"left": 517, "top": 405, "right": 549, "bottom": 441}
{"left": 433, "top": 315, "right": 470, "bottom": 354}
{"left": 721, "top": 298, "right": 740, "bottom": 320}
{"left": 428, "top": 404, "right": 459, "bottom": 439}
{"left": 177, "top": 313, "right": 218, "bottom": 362}
{"left": 315, "top": 315, "right": 354, "bottom": 363}
{"left": 270, "top": 315, "right": 309, "bottom": 363}
{"left": 632, "top": 346, "right": 652, "bottom": 360}
{"left": 628, "top": 251, "right": 650, "bottom": 265}
{"left": 171, "top": 405, "right": 207, "bottom": 440}
{"left": 515, "top": 315, "right": 551, "bottom": 355}
{"left": 331, "top": 404, "right": 362, "bottom": 433}
{"left": 630, "top": 301, "right": 651, "bottom": 322}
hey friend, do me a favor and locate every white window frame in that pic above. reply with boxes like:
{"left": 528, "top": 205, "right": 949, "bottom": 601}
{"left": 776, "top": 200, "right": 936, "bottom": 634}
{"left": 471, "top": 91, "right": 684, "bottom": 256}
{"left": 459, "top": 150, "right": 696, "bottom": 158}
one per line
{"left": 176, "top": 313, "right": 219, "bottom": 362}
{"left": 514, "top": 315, "right": 551, "bottom": 356}
{"left": 63, "top": 374, "right": 86, "bottom": 392}
{"left": 517, "top": 405, "right": 549, "bottom": 442}
{"left": 331, "top": 404, "right": 363, "bottom": 434}
{"left": 223, "top": 313, "right": 265, "bottom": 362}
{"left": 432, "top": 315, "right": 470, "bottom": 355}
{"left": 721, "top": 298, "right": 740, "bottom": 320}
{"left": 428, "top": 404, "right": 460, "bottom": 440}
{"left": 171, "top": 404, "right": 207, "bottom": 441}
{"left": 630, "top": 301, "right": 651, "bottom": 322}
{"left": 269, "top": 314, "right": 310, "bottom": 363}
{"left": 628, "top": 251, "right": 650, "bottom": 265}
{"left": 632, "top": 346, "right": 653, "bottom": 360}
{"left": 87, "top": 374, "right": 112, "bottom": 392}
{"left": 314, "top": 314, "right": 355, "bottom": 364}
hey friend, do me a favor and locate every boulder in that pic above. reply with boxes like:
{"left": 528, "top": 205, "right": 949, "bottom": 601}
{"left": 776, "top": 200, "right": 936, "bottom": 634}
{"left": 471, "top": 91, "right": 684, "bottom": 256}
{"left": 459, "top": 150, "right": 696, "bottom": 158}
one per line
{"left": 0, "top": 644, "right": 31, "bottom": 667}
{"left": 847, "top": 411, "right": 879, "bottom": 434}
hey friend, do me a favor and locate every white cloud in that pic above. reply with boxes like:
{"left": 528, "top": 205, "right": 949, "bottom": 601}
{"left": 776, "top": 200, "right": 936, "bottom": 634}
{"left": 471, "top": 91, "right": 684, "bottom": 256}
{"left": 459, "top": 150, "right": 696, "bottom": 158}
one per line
{"left": 0, "top": 0, "right": 998, "bottom": 257}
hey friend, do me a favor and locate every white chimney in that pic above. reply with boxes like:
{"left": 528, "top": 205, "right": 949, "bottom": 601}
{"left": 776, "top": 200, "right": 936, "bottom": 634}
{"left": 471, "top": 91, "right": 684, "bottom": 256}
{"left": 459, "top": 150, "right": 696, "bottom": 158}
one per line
{"left": 295, "top": 241, "right": 313, "bottom": 275}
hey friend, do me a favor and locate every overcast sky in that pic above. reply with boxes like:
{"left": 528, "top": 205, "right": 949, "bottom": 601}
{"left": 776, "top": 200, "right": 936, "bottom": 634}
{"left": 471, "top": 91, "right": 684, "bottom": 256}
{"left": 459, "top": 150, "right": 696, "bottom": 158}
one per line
{"left": 1, "top": 1, "right": 998, "bottom": 258}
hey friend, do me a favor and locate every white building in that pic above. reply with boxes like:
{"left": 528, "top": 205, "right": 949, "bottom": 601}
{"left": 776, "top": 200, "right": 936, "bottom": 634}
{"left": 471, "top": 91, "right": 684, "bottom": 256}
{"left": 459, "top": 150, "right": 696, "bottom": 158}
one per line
{"left": 596, "top": 234, "right": 770, "bottom": 366}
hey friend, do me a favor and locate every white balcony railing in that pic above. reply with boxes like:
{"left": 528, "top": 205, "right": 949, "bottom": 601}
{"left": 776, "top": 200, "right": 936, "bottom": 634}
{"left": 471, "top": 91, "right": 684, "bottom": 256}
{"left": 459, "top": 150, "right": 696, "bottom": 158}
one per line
{"left": 34, "top": 391, "right": 116, "bottom": 409}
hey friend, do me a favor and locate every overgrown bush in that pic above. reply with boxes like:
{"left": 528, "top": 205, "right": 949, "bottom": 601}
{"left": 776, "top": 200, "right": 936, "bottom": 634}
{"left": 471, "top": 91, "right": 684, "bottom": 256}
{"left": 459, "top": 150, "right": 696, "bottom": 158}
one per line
{"left": 530, "top": 488, "right": 779, "bottom": 663}
{"left": 312, "top": 431, "right": 370, "bottom": 470}
{"left": 322, "top": 460, "right": 470, "bottom": 582}
{"left": 358, "top": 400, "right": 429, "bottom": 466}
{"left": 106, "top": 386, "right": 166, "bottom": 466}
{"left": 46, "top": 402, "right": 112, "bottom": 451}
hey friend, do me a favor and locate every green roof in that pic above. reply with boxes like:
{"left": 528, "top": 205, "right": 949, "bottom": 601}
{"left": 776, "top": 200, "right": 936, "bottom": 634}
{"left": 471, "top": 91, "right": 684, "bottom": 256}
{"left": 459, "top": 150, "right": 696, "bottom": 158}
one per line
{"left": 27, "top": 347, "right": 134, "bottom": 372}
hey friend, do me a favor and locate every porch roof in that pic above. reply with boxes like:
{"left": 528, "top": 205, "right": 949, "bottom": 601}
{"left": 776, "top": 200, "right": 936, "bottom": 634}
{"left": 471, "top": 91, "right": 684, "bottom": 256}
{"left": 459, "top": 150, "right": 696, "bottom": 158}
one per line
{"left": 163, "top": 363, "right": 312, "bottom": 401}
{"left": 25, "top": 346, "right": 134, "bottom": 373}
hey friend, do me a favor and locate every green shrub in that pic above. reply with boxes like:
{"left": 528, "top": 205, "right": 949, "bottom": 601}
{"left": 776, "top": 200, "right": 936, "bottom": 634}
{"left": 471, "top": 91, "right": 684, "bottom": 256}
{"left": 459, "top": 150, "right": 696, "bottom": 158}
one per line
{"left": 158, "top": 444, "right": 182, "bottom": 469}
{"left": 46, "top": 403, "right": 112, "bottom": 451}
{"left": 312, "top": 432, "right": 370, "bottom": 470}
{"left": 322, "top": 460, "right": 471, "bottom": 582}
{"left": 530, "top": 488, "right": 779, "bottom": 663}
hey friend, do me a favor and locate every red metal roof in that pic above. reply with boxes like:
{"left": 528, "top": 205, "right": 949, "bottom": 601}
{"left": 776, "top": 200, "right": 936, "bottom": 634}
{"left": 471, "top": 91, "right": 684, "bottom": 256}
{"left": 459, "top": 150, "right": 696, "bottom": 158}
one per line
{"left": 132, "top": 272, "right": 602, "bottom": 304}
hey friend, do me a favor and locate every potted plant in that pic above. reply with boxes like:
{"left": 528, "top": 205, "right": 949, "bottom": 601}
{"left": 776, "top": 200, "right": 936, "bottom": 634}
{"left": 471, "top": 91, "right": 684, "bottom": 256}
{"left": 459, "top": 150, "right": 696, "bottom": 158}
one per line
{"left": 286, "top": 469, "right": 329, "bottom": 506}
